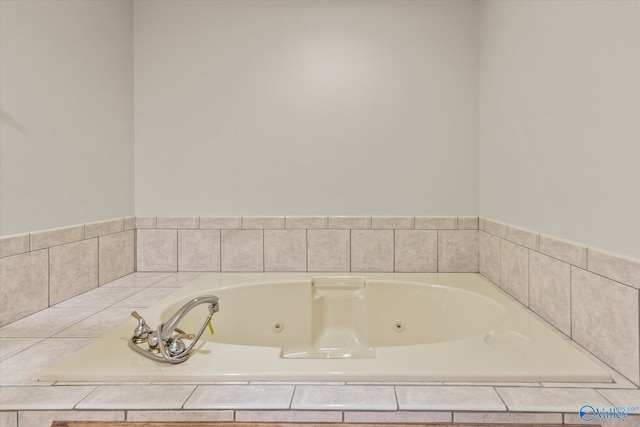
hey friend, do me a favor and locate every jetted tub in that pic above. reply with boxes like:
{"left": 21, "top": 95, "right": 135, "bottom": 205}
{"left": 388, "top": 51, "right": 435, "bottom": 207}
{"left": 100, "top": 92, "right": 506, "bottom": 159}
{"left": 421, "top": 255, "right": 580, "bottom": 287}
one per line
{"left": 43, "top": 273, "right": 612, "bottom": 383}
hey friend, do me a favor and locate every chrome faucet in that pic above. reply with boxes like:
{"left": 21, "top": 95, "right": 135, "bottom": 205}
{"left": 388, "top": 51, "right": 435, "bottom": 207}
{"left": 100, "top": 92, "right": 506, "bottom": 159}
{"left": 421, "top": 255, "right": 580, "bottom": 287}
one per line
{"left": 129, "top": 295, "right": 219, "bottom": 364}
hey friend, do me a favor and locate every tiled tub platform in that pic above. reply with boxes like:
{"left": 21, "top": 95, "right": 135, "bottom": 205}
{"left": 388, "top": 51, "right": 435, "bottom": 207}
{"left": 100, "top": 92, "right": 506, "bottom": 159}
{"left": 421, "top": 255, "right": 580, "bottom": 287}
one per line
{"left": 0, "top": 273, "right": 639, "bottom": 427}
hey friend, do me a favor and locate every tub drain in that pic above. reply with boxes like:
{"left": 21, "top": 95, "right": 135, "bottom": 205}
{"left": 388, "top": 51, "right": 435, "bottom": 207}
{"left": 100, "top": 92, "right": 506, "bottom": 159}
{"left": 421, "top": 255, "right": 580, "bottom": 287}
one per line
{"left": 393, "top": 322, "right": 405, "bottom": 332}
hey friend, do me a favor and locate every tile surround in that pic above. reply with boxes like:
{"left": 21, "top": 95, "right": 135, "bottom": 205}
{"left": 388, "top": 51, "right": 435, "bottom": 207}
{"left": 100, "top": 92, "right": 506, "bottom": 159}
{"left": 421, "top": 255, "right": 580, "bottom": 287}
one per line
{"left": 98, "top": 231, "right": 135, "bottom": 285}
{"left": 500, "top": 239, "right": 529, "bottom": 306}
{"left": 184, "top": 385, "right": 294, "bottom": 409}
{"left": 479, "top": 231, "right": 501, "bottom": 284}
{"left": 49, "top": 239, "right": 98, "bottom": 305}
{"left": 571, "top": 267, "right": 639, "bottom": 384}
{"left": 136, "top": 229, "right": 178, "bottom": 272}
{"left": 372, "top": 216, "right": 415, "bottom": 229}
{"left": 307, "top": 229, "right": 351, "bottom": 271}
{"left": 84, "top": 219, "right": 124, "bottom": 239}
{"left": 478, "top": 217, "right": 640, "bottom": 388}
{"left": 437, "top": 230, "right": 479, "bottom": 272}
{"left": 220, "top": 230, "right": 264, "bottom": 271}
{"left": 1, "top": 214, "right": 640, "bottom": 425}
{"left": 284, "top": 216, "right": 328, "bottom": 229}
{"left": 588, "top": 247, "right": 640, "bottom": 289}
{"left": 30, "top": 225, "right": 84, "bottom": 251}
{"left": 0, "top": 386, "right": 96, "bottom": 410}
{"left": 177, "top": 229, "right": 220, "bottom": 272}
{"left": 76, "top": 385, "right": 196, "bottom": 409}
{"left": 291, "top": 385, "right": 397, "bottom": 410}
{"left": 242, "top": 216, "right": 285, "bottom": 229}
{"left": 199, "top": 216, "right": 242, "bottom": 229}
{"left": 0, "top": 250, "right": 49, "bottom": 326}
{"left": 396, "top": 385, "right": 505, "bottom": 411}
{"left": 539, "top": 234, "right": 588, "bottom": 269}
{"left": 528, "top": 251, "right": 571, "bottom": 336}
{"left": 156, "top": 216, "right": 199, "bottom": 229}
{"left": 126, "top": 410, "right": 233, "bottom": 422}
{"left": 415, "top": 216, "right": 457, "bottom": 230}
{"left": 17, "top": 411, "right": 124, "bottom": 427}
{"left": 0, "top": 234, "right": 30, "bottom": 258}
{"left": 263, "top": 229, "right": 307, "bottom": 272}
{"left": 350, "top": 229, "right": 394, "bottom": 272}
{"left": 496, "top": 386, "right": 612, "bottom": 412}
{"left": 394, "top": 230, "right": 437, "bottom": 272}
{"left": 0, "top": 216, "right": 136, "bottom": 327}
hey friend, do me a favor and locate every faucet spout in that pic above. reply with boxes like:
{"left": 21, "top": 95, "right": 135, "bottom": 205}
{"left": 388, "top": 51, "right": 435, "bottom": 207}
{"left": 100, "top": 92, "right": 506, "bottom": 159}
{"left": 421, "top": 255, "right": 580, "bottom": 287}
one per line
{"left": 128, "top": 295, "right": 219, "bottom": 364}
{"left": 161, "top": 295, "right": 219, "bottom": 341}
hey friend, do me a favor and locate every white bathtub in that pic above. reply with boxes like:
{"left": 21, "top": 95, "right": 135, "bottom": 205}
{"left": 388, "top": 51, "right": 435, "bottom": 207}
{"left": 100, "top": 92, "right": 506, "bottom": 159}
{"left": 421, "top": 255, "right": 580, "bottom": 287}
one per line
{"left": 43, "top": 273, "right": 612, "bottom": 383}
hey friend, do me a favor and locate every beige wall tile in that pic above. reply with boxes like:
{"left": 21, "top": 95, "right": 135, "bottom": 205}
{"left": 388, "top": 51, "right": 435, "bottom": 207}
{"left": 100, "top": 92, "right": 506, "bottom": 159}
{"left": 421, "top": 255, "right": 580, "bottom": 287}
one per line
{"left": 242, "top": 216, "right": 284, "bottom": 229}
{"left": 307, "top": 230, "right": 350, "bottom": 272}
{"left": 178, "top": 229, "right": 220, "bottom": 272}
{"left": 156, "top": 216, "right": 199, "bottom": 229}
{"left": 99, "top": 231, "right": 135, "bottom": 285}
{"left": 220, "top": 230, "right": 263, "bottom": 272}
{"left": 236, "top": 410, "right": 342, "bottom": 423}
{"left": 18, "top": 411, "right": 124, "bottom": 427}
{"left": 84, "top": 218, "right": 124, "bottom": 239}
{"left": 344, "top": 411, "right": 451, "bottom": 424}
{"left": 437, "top": 230, "right": 478, "bottom": 272}
{"left": 457, "top": 216, "right": 479, "bottom": 230}
{"left": 123, "top": 216, "right": 136, "bottom": 231}
{"left": 479, "top": 231, "right": 501, "bottom": 284}
{"left": 529, "top": 251, "right": 571, "bottom": 335}
{"left": 372, "top": 216, "right": 415, "bottom": 229}
{"left": 0, "top": 250, "right": 48, "bottom": 326}
{"left": 50, "top": 239, "right": 98, "bottom": 305}
{"left": 571, "top": 267, "right": 639, "bottom": 385}
{"left": 0, "top": 234, "right": 30, "bottom": 258}
{"left": 285, "top": 216, "right": 328, "bottom": 229}
{"left": 127, "top": 410, "right": 233, "bottom": 423}
{"left": 0, "top": 412, "right": 16, "bottom": 427}
{"left": 76, "top": 385, "right": 195, "bottom": 410}
{"left": 480, "top": 218, "right": 508, "bottom": 238}
{"left": 328, "top": 216, "right": 371, "bottom": 229}
{"left": 0, "top": 385, "right": 96, "bottom": 410}
{"left": 185, "top": 384, "right": 294, "bottom": 409}
{"left": 396, "top": 385, "right": 505, "bottom": 411}
{"left": 539, "top": 234, "right": 587, "bottom": 268}
{"left": 136, "top": 229, "right": 178, "bottom": 272}
{"left": 135, "top": 216, "right": 156, "bottom": 229}
{"left": 496, "top": 386, "right": 610, "bottom": 412}
{"left": 454, "top": 411, "right": 562, "bottom": 424}
{"left": 500, "top": 240, "right": 528, "bottom": 305}
{"left": 30, "top": 225, "right": 84, "bottom": 250}
{"left": 264, "top": 230, "right": 306, "bottom": 272}
{"left": 200, "top": 216, "right": 242, "bottom": 229}
{"left": 394, "top": 230, "right": 437, "bottom": 272}
{"left": 588, "top": 247, "right": 640, "bottom": 289}
{"left": 351, "top": 230, "right": 394, "bottom": 272}
{"left": 507, "top": 225, "right": 539, "bottom": 250}
{"left": 415, "top": 216, "right": 457, "bottom": 230}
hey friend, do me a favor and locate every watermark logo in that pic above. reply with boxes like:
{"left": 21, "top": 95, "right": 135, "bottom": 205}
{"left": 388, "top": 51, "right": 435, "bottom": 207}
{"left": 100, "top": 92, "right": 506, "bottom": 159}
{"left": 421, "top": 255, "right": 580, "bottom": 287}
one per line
{"left": 579, "top": 405, "right": 597, "bottom": 422}
{"left": 579, "top": 405, "right": 639, "bottom": 422}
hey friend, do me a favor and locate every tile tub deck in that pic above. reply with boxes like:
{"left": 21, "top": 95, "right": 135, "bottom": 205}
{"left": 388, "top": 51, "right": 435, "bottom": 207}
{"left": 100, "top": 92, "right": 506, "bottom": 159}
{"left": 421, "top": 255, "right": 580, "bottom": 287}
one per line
{"left": 0, "top": 273, "right": 638, "bottom": 427}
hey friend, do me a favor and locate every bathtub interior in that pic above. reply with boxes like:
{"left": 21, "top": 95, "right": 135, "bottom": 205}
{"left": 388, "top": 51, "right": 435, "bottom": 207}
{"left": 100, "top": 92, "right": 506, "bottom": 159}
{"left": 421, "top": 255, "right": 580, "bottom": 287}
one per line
{"left": 41, "top": 273, "right": 614, "bottom": 383}
{"left": 168, "top": 276, "right": 509, "bottom": 359}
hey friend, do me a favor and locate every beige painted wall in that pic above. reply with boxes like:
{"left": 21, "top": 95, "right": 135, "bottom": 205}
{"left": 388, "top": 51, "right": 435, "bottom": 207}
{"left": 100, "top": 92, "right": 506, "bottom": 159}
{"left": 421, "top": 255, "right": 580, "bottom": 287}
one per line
{"left": 133, "top": 0, "right": 480, "bottom": 217}
{"left": 0, "top": 0, "right": 134, "bottom": 236}
{"left": 479, "top": 0, "right": 640, "bottom": 258}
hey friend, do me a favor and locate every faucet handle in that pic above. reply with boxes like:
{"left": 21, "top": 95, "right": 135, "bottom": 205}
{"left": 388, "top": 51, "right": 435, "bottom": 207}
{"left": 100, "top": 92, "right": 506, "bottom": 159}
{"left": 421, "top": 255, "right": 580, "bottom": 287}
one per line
{"left": 179, "top": 333, "right": 195, "bottom": 340}
{"left": 131, "top": 311, "right": 151, "bottom": 343}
